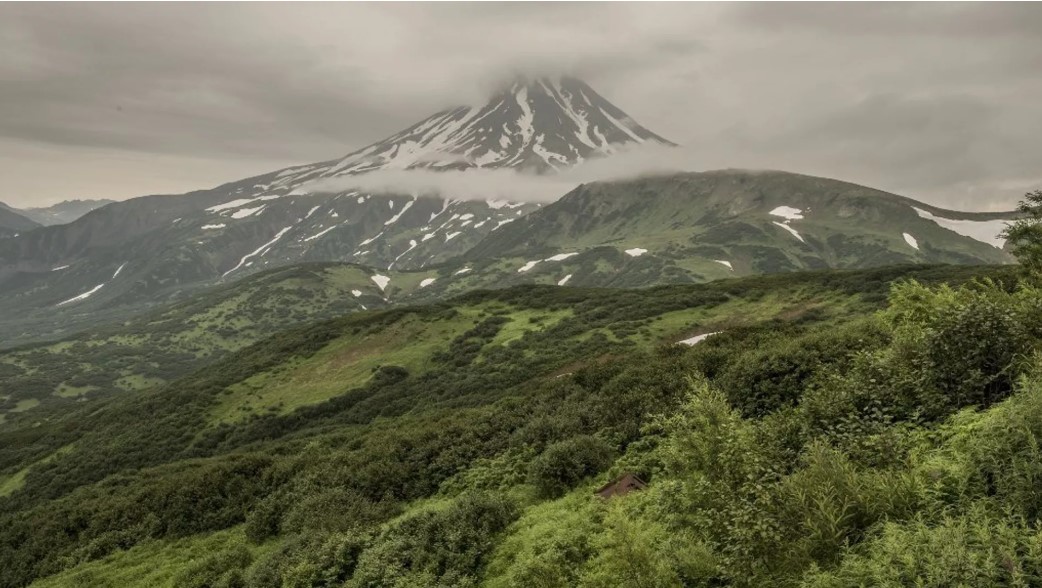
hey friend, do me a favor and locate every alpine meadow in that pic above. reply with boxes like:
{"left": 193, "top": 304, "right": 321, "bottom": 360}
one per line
{"left": 2, "top": 3, "right": 1042, "bottom": 588}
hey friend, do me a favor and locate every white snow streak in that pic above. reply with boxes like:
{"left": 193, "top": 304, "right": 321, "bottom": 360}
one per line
{"left": 206, "top": 198, "right": 254, "bottom": 213}
{"left": 557, "top": 274, "right": 573, "bottom": 286}
{"left": 912, "top": 207, "right": 1008, "bottom": 248}
{"left": 599, "top": 108, "right": 645, "bottom": 143}
{"left": 56, "top": 283, "right": 106, "bottom": 306}
{"left": 624, "top": 248, "right": 648, "bottom": 257}
{"left": 230, "top": 206, "right": 265, "bottom": 219}
{"left": 518, "top": 260, "right": 541, "bottom": 273}
{"left": 304, "top": 225, "right": 340, "bottom": 242}
{"left": 513, "top": 86, "right": 535, "bottom": 152}
{"left": 714, "top": 260, "right": 734, "bottom": 270}
{"left": 222, "top": 226, "right": 293, "bottom": 277}
{"left": 384, "top": 197, "right": 416, "bottom": 225}
{"left": 903, "top": 233, "right": 920, "bottom": 250}
{"left": 359, "top": 232, "right": 384, "bottom": 246}
{"left": 420, "top": 278, "right": 436, "bottom": 288}
{"left": 545, "top": 252, "right": 579, "bottom": 262}
{"left": 371, "top": 274, "right": 391, "bottom": 291}
{"left": 678, "top": 332, "right": 720, "bottom": 346}
{"left": 772, "top": 221, "right": 805, "bottom": 243}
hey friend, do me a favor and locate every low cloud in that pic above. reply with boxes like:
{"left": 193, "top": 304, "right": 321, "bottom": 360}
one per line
{"left": 299, "top": 144, "right": 701, "bottom": 203}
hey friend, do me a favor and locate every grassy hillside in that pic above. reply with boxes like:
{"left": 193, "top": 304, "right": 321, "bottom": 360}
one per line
{"left": 0, "top": 263, "right": 1025, "bottom": 587}
{"left": 0, "top": 263, "right": 394, "bottom": 424}
{"left": 463, "top": 170, "right": 1014, "bottom": 279}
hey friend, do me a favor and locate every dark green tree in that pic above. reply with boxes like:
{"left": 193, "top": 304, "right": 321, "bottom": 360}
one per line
{"left": 1002, "top": 189, "right": 1042, "bottom": 275}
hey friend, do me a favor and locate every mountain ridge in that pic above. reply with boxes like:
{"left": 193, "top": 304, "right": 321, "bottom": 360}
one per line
{"left": 0, "top": 204, "right": 41, "bottom": 238}
{"left": 0, "top": 80, "right": 1021, "bottom": 346}
{"left": 0, "top": 76, "right": 671, "bottom": 338}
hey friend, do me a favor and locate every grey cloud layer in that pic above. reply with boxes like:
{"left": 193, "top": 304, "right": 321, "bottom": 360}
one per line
{"left": 1, "top": 3, "right": 1039, "bottom": 210}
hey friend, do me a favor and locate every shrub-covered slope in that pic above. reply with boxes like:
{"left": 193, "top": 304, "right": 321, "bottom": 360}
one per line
{"left": 0, "top": 263, "right": 1030, "bottom": 587}
{"left": 0, "top": 263, "right": 393, "bottom": 423}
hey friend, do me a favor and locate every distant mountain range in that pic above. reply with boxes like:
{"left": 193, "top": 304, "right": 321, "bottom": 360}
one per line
{"left": 18, "top": 199, "right": 116, "bottom": 226}
{"left": 0, "top": 204, "right": 40, "bottom": 238}
{"left": 0, "top": 199, "right": 114, "bottom": 237}
{"left": 0, "top": 77, "right": 1017, "bottom": 344}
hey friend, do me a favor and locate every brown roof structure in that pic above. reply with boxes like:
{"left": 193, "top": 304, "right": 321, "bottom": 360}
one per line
{"left": 595, "top": 472, "right": 648, "bottom": 499}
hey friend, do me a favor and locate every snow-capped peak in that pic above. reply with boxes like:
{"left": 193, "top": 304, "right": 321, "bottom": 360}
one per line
{"left": 247, "top": 77, "right": 673, "bottom": 197}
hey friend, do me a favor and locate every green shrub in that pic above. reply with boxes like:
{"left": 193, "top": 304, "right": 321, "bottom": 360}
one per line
{"left": 174, "top": 542, "right": 252, "bottom": 588}
{"left": 528, "top": 436, "right": 615, "bottom": 498}
{"left": 800, "top": 506, "right": 1042, "bottom": 587}
{"left": 348, "top": 493, "right": 518, "bottom": 587}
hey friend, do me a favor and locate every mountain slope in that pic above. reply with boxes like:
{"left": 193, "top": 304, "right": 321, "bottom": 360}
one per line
{"left": 458, "top": 170, "right": 1015, "bottom": 284}
{"left": 0, "top": 262, "right": 395, "bottom": 421}
{"left": 16, "top": 199, "right": 116, "bottom": 226}
{"left": 0, "top": 263, "right": 1019, "bottom": 588}
{"left": 0, "top": 204, "right": 41, "bottom": 238}
{"left": 0, "top": 77, "right": 668, "bottom": 340}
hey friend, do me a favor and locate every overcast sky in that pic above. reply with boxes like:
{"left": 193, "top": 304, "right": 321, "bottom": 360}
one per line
{"left": 2, "top": 2, "right": 1040, "bottom": 211}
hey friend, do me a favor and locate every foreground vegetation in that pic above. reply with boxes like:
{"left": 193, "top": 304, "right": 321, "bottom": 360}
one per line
{"left": 3, "top": 261, "right": 1039, "bottom": 587}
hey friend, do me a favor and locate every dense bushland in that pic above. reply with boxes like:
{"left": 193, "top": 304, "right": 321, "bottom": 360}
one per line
{"left": 4, "top": 263, "right": 1039, "bottom": 587}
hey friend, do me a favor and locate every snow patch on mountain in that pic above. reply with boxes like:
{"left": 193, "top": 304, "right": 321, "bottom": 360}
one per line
{"left": 545, "top": 252, "right": 579, "bottom": 262}
{"left": 518, "top": 260, "right": 540, "bottom": 273}
{"left": 625, "top": 248, "right": 648, "bottom": 257}
{"left": 419, "top": 278, "right": 436, "bottom": 288}
{"left": 304, "top": 225, "right": 340, "bottom": 242}
{"left": 57, "top": 283, "right": 106, "bottom": 306}
{"left": 370, "top": 274, "right": 391, "bottom": 291}
{"left": 557, "top": 274, "right": 573, "bottom": 286}
{"left": 913, "top": 207, "right": 1008, "bottom": 248}
{"left": 714, "top": 260, "right": 733, "bottom": 270}
{"left": 223, "top": 226, "right": 293, "bottom": 277}
{"left": 230, "top": 206, "right": 265, "bottom": 219}
{"left": 678, "top": 332, "right": 720, "bottom": 346}
{"left": 201, "top": 224, "right": 226, "bottom": 230}
{"left": 206, "top": 198, "right": 254, "bottom": 213}
{"left": 359, "top": 232, "right": 384, "bottom": 247}
{"left": 770, "top": 206, "right": 804, "bottom": 221}
{"left": 385, "top": 197, "right": 416, "bottom": 225}
{"left": 903, "top": 233, "right": 919, "bottom": 250}
{"left": 773, "top": 221, "right": 805, "bottom": 243}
